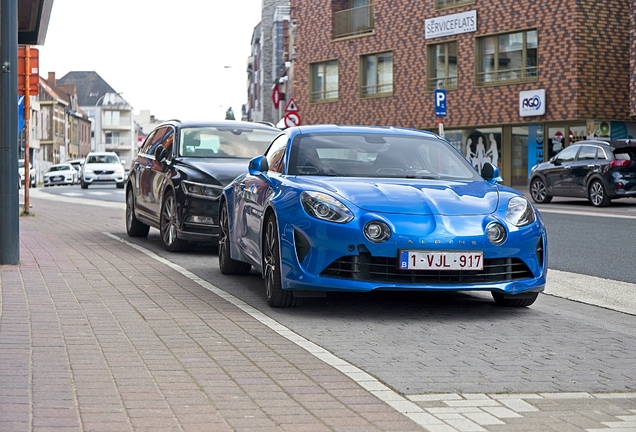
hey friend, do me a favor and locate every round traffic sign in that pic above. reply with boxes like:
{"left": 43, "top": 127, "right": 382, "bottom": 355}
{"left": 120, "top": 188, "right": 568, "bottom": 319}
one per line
{"left": 283, "top": 112, "right": 301, "bottom": 128}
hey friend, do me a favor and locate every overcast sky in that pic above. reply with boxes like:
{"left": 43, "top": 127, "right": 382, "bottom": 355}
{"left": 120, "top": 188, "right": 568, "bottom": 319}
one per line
{"left": 38, "top": 0, "right": 263, "bottom": 122}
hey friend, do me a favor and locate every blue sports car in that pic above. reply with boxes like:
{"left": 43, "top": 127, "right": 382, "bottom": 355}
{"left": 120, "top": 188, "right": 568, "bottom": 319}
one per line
{"left": 219, "top": 125, "right": 547, "bottom": 308}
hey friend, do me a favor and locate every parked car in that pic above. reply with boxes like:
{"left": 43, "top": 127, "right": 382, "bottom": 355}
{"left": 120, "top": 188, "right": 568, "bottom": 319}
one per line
{"left": 67, "top": 158, "right": 84, "bottom": 176}
{"left": 18, "top": 159, "right": 36, "bottom": 188}
{"left": 529, "top": 139, "right": 636, "bottom": 207}
{"left": 43, "top": 163, "right": 78, "bottom": 186}
{"left": 81, "top": 152, "right": 126, "bottom": 189}
{"left": 219, "top": 125, "right": 548, "bottom": 308}
{"left": 125, "top": 120, "right": 283, "bottom": 252}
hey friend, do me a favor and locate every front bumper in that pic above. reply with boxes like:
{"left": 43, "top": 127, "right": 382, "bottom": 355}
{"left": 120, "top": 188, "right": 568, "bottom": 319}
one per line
{"left": 83, "top": 173, "right": 125, "bottom": 184}
{"left": 275, "top": 210, "right": 548, "bottom": 296}
{"left": 175, "top": 196, "right": 221, "bottom": 243}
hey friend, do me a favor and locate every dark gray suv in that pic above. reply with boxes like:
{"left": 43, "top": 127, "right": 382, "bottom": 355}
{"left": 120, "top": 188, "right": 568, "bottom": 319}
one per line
{"left": 529, "top": 139, "right": 636, "bottom": 207}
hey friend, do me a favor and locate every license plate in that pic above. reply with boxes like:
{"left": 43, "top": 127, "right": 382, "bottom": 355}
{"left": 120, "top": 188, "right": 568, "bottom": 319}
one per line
{"left": 54, "top": 176, "right": 63, "bottom": 181}
{"left": 399, "top": 250, "right": 483, "bottom": 270}
{"left": 97, "top": 175, "right": 109, "bottom": 180}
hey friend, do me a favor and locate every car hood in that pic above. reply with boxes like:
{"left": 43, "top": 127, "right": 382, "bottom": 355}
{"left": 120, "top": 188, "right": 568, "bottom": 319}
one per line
{"left": 293, "top": 178, "right": 500, "bottom": 216}
{"left": 180, "top": 158, "right": 252, "bottom": 186}
{"left": 85, "top": 163, "right": 123, "bottom": 171}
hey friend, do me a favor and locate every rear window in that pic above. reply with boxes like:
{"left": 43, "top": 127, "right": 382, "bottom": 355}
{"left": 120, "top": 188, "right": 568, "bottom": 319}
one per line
{"left": 614, "top": 149, "right": 636, "bottom": 160}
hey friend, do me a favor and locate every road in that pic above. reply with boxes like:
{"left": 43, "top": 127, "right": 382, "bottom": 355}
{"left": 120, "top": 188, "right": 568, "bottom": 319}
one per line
{"left": 23, "top": 185, "right": 636, "bottom": 431}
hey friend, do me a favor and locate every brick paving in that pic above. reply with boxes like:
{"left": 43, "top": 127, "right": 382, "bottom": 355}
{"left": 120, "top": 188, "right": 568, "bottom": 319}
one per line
{"left": 1, "top": 197, "right": 421, "bottom": 431}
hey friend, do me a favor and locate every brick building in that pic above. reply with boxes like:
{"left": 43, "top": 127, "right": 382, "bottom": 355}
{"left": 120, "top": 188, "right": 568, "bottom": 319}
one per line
{"left": 286, "top": 0, "right": 635, "bottom": 187}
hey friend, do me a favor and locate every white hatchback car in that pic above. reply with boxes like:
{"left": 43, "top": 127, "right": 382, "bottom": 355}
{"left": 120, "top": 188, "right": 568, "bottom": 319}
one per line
{"left": 81, "top": 152, "right": 126, "bottom": 189}
{"left": 43, "top": 163, "right": 78, "bottom": 186}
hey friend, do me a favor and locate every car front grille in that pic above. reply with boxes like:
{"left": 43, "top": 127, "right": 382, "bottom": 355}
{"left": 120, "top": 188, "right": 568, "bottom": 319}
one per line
{"left": 92, "top": 170, "right": 115, "bottom": 175}
{"left": 320, "top": 255, "right": 533, "bottom": 284}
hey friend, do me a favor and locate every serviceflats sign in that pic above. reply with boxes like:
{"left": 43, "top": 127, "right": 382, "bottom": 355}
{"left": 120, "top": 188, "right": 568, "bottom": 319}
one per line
{"left": 425, "top": 10, "right": 477, "bottom": 39}
{"left": 519, "top": 89, "right": 546, "bottom": 117}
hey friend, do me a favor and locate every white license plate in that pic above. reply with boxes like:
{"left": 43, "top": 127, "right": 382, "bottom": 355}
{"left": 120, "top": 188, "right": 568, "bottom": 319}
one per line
{"left": 399, "top": 250, "right": 484, "bottom": 270}
{"left": 97, "top": 175, "right": 109, "bottom": 180}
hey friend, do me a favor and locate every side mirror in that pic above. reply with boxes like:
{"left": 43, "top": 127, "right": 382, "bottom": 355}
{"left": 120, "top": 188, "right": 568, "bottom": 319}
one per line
{"left": 120, "top": 159, "right": 126, "bottom": 166}
{"left": 248, "top": 155, "right": 269, "bottom": 175}
{"left": 481, "top": 162, "right": 502, "bottom": 183}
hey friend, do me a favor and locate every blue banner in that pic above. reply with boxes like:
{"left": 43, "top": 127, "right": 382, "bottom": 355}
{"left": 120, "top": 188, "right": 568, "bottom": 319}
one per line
{"left": 18, "top": 96, "right": 25, "bottom": 131}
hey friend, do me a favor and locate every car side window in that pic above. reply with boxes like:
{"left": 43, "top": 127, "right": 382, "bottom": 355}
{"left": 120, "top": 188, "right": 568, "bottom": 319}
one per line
{"left": 139, "top": 131, "right": 156, "bottom": 155}
{"left": 556, "top": 146, "right": 578, "bottom": 162}
{"left": 577, "top": 146, "right": 597, "bottom": 161}
{"left": 265, "top": 134, "right": 288, "bottom": 173}
{"left": 147, "top": 127, "right": 173, "bottom": 158}
{"left": 597, "top": 148, "right": 608, "bottom": 160}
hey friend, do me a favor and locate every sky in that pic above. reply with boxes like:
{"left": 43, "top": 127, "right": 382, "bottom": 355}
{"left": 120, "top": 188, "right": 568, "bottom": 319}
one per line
{"left": 38, "top": 0, "right": 263, "bottom": 122}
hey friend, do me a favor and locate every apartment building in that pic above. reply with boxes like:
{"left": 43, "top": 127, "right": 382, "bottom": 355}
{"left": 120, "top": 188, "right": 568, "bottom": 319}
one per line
{"left": 287, "top": 0, "right": 635, "bottom": 187}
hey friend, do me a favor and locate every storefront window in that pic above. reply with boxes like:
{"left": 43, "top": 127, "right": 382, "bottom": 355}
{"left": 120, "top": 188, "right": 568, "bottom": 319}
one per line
{"left": 444, "top": 127, "right": 502, "bottom": 175}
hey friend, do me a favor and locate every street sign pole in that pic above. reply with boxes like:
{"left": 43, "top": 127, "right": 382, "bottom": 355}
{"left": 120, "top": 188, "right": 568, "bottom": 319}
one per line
{"left": 0, "top": 0, "right": 20, "bottom": 264}
{"left": 23, "top": 45, "right": 31, "bottom": 214}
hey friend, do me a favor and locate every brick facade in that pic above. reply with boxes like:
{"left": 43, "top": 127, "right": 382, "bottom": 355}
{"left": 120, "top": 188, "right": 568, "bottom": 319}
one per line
{"left": 290, "top": 0, "right": 633, "bottom": 129}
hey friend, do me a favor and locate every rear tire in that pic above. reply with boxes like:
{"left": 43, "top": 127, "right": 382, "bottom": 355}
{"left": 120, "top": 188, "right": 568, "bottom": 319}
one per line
{"left": 160, "top": 190, "right": 191, "bottom": 252}
{"left": 263, "top": 214, "right": 297, "bottom": 308}
{"left": 530, "top": 178, "right": 552, "bottom": 204}
{"left": 126, "top": 188, "right": 150, "bottom": 237}
{"left": 492, "top": 291, "right": 539, "bottom": 307}
{"left": 218, "top": 203, "right": 251, "bottom": 275}
{"left": 588, "top": 180, "right": 610, "bottom": 207}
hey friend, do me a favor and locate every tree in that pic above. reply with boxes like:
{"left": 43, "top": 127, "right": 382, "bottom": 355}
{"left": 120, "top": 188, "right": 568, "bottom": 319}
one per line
{"left": 225, "top": 107, "right": 235, "bottom": 120}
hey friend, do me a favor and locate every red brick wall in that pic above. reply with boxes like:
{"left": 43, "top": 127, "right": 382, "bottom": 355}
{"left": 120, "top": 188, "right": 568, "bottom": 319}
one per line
{"left": 291, "top": 0, "right": 633, "bottom": 129}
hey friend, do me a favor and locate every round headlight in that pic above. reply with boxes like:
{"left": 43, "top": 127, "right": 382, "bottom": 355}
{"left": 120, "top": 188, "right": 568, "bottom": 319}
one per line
{"left": 364, "top": 221, "right": 391, "bottom": 243}
{"left": 486, "top": 222, "right": 507, "bottom": 246}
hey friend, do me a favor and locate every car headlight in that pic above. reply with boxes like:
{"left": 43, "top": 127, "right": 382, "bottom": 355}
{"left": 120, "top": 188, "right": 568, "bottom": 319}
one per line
{"left": 181, "top": 180, "right": 223, "bottom": 200}
{"left": 301, "top": 191, "right": 354, "bottom": 223}
{"left": 115, "top": 167, "right": 124, "bottom": 174}
{"left": 84, "top": 168, "right": 93, "bottom": 174}
{"left": 506, "top": 196, "right": 535, "bottom": 227}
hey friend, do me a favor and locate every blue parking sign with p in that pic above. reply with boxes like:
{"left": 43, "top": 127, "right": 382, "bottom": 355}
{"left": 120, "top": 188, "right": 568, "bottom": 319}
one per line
{"left": 434, "top": 89, "right": 447, "bottom": 117}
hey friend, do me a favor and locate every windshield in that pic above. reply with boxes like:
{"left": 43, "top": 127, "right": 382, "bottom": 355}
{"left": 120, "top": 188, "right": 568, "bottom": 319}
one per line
{"left": 48, "top": 165, "right": 71, "bottom": 172}
{"left": 179, "top": 127, "right": 279, "bottom": 158}
{"left": 18, "top": 160, "right": 24, "bottom": 168}
{"left": 87, "top": 155, "right": 119, "bottom": 164}
{"left": 288, "top": 133, "right": 479, "bottom": 180}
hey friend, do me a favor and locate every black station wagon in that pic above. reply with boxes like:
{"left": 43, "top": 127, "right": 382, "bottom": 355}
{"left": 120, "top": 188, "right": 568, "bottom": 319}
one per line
{"left": 529, "top": 139, "right": 636, "bottom": 207}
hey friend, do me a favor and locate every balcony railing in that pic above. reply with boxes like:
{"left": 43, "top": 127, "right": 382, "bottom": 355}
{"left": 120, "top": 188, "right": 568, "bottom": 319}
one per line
{"left": 333, "top": 4, "right": 374, "bottom": 39}
{"left": 476, "top": 66, "right": 538, "bottom": 86}
{"left": 434, "top": 0, "right": 475, "bottom": 10}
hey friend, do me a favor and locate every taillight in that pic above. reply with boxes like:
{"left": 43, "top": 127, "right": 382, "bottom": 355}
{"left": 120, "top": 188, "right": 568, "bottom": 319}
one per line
{"left": 610, "top": 159, "right": 634, "bottom": 168}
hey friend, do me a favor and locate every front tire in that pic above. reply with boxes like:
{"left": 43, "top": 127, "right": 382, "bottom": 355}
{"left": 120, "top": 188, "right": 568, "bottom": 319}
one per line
{"left": 492, "top": 291, "right": 539, "bottom": 307}
{"left": 263, "top": 214, "right": 296, "bottom": 308}
{"left": 160, "top": 190, "right": 191, "bottom": 252}
{"left": 81, "top": 179, "right": 88, "bottom": 189}
{"left": 530, "top": 178, "right": 552, "bottom": 204}
{"left": 126, "top": 188, "right": 150, "bottom": 237}
{"left": 588, "top": 180, "right": 610, "bottom": 207}
{"left": 218, "top": 203, "right": 251, "bottom": 275}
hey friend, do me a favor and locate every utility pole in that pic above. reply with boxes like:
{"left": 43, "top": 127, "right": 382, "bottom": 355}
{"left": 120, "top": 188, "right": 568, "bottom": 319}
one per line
{"left": 0, "top": 0, "right": 20, "bottom": 264}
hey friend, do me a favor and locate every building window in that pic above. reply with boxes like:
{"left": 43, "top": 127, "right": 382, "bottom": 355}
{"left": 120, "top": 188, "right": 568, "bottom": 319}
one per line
{"left": 360, "top": 51, "right": 393, "bottom": 97}
{"left": 476, "top": 29, "right": 538, "bottom": 85}
{"left": 333, "top": 0, "right": 374, "bottom": 39}
{"left": 434, "top": 0, "right": 475, "bottom": 10}
{"left": 103, "top": 110, "right": 120, "bottom": 126}
{"left": 427, "top": 42, "right": 458, "bottom": 91}
{"left": 310, "top": 60, "right": 339, "bottom": 103}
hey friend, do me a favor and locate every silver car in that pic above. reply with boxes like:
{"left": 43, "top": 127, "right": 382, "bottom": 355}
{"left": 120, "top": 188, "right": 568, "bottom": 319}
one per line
{"left": 43, "top": 163, "right": 78, "bottom": 186}
{"left": 81, "top": 152, "right": 126, "bottom": 189}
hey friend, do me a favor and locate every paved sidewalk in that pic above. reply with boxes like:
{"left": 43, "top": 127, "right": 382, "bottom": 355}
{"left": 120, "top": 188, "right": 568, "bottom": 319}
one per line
{"left": 1, "top": 196, "right": 421, "bottom": 432}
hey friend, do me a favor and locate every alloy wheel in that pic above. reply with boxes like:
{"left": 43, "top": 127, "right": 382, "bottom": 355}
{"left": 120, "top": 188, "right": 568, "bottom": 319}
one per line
{"left": 161, "top": 194, "right": 178, "bottom": 247}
